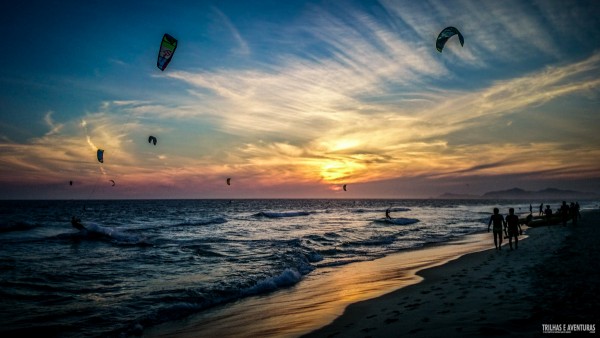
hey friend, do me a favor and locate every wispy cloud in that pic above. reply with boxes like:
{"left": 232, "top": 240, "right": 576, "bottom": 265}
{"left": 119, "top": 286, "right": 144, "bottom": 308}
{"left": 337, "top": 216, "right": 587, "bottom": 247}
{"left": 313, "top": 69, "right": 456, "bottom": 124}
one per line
{"left": 44, "top": 111, "right": 63, "bottom": 136}
{"left": 212, "top": 7, "right": 251, "bottom": 56}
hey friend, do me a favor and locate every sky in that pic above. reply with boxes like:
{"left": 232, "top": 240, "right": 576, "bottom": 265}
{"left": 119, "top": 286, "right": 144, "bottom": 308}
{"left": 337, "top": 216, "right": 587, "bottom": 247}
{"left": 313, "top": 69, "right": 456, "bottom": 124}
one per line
{"left": 1, "top": 0, "right": 600, "bottom": 199}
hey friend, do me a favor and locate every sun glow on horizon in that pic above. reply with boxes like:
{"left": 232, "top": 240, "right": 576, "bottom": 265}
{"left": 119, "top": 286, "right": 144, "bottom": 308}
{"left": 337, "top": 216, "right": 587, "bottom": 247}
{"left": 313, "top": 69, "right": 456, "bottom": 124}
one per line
{"left": 319, "top": 159, "right": 365, "bottom": 182}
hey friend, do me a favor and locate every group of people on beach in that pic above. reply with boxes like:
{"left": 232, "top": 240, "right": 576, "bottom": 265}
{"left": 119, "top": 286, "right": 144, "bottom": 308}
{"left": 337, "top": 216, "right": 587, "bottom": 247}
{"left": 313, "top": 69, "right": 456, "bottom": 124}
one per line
{"left": 488, "top": 207, "right": 522, "bottom": 251}
{"left": 538, "top": 201, "right": 581, "bottom": 225}
{"left": 551, "top": 201, "right": 581, "bottom": 226}
{"left": 489, "top": 201, "right": 582, "bottom": 250}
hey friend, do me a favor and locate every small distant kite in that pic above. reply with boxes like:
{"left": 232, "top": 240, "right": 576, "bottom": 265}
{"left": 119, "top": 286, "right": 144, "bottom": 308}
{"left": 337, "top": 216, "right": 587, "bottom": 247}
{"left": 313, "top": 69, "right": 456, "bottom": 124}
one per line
{"left": 157, "top": 34, "right": 178, "bottom": 71}
{"left": 97, "top": 149, "right": 104, "bottom": 163}
{"left": 226, "top": 178, "right": 231, "bottom": 186}
{"left": 148, "top": 135, "right": 157, "bottom": 145}
{"left": 109, "top": 180, "right": 115, "bottom": 187}
{"left": 69, "top": 180, "right": 73, "bottom": 186}
{"left": 343, "top": 184, "right": 347, "bottom": 191}
{"left": 436, "top": 26, "right": 464, "bottom": 53}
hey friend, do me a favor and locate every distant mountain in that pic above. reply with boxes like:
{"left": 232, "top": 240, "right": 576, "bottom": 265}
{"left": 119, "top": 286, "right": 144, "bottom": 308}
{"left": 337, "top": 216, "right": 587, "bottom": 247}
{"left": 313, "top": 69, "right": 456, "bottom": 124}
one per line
{"left": 437, "top": 192, "right": 482, "bottom": 199}
{"left": 438, "top": 188, "right": 599, "bottom": 200}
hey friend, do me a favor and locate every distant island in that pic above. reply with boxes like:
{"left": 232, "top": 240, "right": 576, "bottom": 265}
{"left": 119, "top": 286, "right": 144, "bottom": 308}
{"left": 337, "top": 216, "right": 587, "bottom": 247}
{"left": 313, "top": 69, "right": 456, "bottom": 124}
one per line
{"left": 438, "top": 187, "right": 599, "bottom": 200}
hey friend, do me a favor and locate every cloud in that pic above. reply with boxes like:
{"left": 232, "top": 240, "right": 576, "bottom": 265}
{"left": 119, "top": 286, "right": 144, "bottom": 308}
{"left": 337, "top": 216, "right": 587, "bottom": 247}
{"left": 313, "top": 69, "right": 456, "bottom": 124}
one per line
{"left": 2, "top": 0, "right": 600, "bottom": 198}
{"left": 153, "top": 0, "right": 600, "bottom": 188}
{"left": 44, "top": 111, "right": 63, "bottom": 136}
{"left": 212, "top": 7, "right": 250, "bottom": 56}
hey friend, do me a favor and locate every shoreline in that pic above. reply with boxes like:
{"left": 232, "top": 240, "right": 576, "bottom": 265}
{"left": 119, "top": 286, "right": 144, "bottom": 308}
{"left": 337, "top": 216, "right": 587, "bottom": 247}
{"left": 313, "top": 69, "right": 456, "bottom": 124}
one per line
{"left": 144, "top": 231, "right": 496, "bottom": 337}
{"left": 306, "top": 209, "right": 598, "bottom": 337}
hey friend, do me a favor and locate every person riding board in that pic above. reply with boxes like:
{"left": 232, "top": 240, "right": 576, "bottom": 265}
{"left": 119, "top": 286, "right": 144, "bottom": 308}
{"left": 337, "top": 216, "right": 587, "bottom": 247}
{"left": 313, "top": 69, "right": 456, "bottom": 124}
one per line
{"left": 71, "top": 216, "right": 85, "bottom": 231}
{"left": 385, "top": 207, "right": 392, "bottom": 220}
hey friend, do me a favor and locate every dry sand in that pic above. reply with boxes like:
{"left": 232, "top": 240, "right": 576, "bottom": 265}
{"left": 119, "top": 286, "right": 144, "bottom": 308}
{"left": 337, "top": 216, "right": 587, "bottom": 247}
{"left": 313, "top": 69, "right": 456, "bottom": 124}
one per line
{"left": 306, "top": 209, "right": 599, "bottom": 337}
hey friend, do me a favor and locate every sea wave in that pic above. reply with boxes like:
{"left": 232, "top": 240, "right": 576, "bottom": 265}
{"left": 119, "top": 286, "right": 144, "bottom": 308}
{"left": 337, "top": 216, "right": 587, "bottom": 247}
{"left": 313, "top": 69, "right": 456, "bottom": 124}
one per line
{"left": 118, "top": 267, "right": 307, "bottom": 337}
{"left": 254, "top": 211, "right": 311, "bottom": 218}
{"left": 174, "top": 217, "right": 228, "bottom": 227}
{"left": 75, "top": 223, "right": 150, "bottom": 245}
{"left": 344, "top": 235, "right": 396, "bottom": 247}
{"left": 373, "top": 217, "right": 420, "bottom": 225}
{"left": 0, "top": 221, "right": 37, "bottom": 233}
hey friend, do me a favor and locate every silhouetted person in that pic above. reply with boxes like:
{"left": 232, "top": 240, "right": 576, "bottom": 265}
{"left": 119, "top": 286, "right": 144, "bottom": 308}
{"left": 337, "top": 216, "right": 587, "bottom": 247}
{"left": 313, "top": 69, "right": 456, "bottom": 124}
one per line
{"left": 544, "top": 205, "right": 553, "bottom": 224}
{"left": 529, "top": 204, "right": 532, "bottom": 214}
{"left": 71, "top": 216, "right": 85, "bottom": 231}
{"left": 488, "top": 207, "right": 506, "bottom": 250}
{"left": 539, "top": 203, "right": 544, "bottom": 216}
{"left": 560, "top": 201, "right": 570, "bottom": 226}
{"left": 575, "top": 202, "right": 581, "bottom": 220}
{"left": 385, "top": 207, "right": 391, "bottom": 220}
{"left": 505, "top": 208, "right": 522, "bottom": 250}
{"left": 570, "top": 202, "right": 578, "bottom": 226}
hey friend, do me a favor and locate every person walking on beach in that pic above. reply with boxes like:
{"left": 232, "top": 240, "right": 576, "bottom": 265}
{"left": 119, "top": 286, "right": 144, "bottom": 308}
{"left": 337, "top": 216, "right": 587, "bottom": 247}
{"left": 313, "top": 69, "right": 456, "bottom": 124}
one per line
{"left": 570, "top": 202, "right": 578, "bottom": 226}
{"left": 544, "top": 205, "right": 553, "bottom": 224}
{"left": 505, "top": 208, "right": 522, "bottom": 250}
{"left": 538, "top": 202, "right": 544, "bottom": 216}
{"left": 560, "top": 201, "right": 570, "bottom": 227}
{"left": 488, "top": 208, "right": 506, "bottom": 250}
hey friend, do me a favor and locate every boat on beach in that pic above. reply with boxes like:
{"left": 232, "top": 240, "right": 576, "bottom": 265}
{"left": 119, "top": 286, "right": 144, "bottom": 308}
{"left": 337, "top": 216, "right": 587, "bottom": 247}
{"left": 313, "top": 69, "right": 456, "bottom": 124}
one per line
{"left": 524, "top": 215, "right": 571, "bottom": 227}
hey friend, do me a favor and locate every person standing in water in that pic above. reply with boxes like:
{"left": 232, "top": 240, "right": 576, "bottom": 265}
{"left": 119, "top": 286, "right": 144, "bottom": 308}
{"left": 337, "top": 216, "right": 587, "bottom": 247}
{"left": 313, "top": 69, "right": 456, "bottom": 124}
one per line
{"left": 488, "top": 208, "right": 506, "bottom": 250}
{"left": 505, "top": 208, "right": 522, "bottom": 250}
{"left": 385, "top": 207, "right": 392, "bottom": 220}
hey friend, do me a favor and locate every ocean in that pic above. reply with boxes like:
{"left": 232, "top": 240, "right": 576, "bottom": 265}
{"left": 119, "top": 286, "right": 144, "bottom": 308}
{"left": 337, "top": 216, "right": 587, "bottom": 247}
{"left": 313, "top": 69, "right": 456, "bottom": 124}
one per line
{"left": 1, "top": 199, "right": 595, "bottom": 337}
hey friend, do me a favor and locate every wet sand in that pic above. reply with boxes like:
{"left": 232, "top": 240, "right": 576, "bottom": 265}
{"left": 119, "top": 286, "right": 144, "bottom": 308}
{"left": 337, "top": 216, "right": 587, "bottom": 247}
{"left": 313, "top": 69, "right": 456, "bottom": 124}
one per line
{"left": 145, "top": 210, "right": 599, "bottom": 337}
{"left": 307, "top": 209, "right": 599, "bottom": 337}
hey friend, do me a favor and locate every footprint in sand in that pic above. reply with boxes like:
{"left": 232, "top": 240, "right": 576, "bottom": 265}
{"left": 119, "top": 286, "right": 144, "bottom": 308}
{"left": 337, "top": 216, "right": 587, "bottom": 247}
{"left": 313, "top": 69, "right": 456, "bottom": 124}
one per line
{"left": 385, "top": 318, "right": 399, "bottom": 324}
{"left": 405, "top": 303, "right": 421, "bottom": 310}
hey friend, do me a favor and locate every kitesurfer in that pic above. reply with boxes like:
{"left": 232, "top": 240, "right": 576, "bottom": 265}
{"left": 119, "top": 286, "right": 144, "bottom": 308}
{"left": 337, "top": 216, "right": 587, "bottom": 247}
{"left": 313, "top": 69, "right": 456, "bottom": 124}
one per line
{"left": 71, "top": 216, "right": 85, "bottom": 231}
{"left": 385, "top": 207, "right": 392, "bottom": 220}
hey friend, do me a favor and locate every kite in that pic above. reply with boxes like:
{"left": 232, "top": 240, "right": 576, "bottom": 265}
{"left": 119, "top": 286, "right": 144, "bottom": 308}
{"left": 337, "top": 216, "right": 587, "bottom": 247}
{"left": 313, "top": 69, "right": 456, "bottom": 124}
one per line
{"left": 227, "top": 178, "right": 231, "bottom": 185}
{"left": 69, "top": 180, "right": 73, "bottom": 186}
{"left": 343, "top": 184, "right": 347, "bottom": 191}
{"left": 97, "top": 149, "right": 104, "bottom": 163}
{"left": 148, "top": 136, "right": 157, "bottom": 145}
{"left": 157, "top": 34, "right": 178, "bottom": 71}
{"left": 109, "top": 180, "right": 115, "bottom": 187}
{"left": 436, "top": 27, "right": 464, "bottom": 53}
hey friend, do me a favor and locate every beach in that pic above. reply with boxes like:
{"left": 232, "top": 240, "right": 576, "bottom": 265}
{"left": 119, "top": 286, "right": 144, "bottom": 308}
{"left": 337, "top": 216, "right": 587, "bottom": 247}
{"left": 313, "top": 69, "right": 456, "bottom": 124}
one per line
{"left": 307, "top": 209, "right": 599, "bottom": 337}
